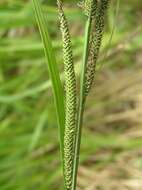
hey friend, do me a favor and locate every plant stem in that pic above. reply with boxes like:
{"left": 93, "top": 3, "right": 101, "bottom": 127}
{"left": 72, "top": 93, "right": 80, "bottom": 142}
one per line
{"left": 72, "top": 14, "right": 93, "bottom": 190}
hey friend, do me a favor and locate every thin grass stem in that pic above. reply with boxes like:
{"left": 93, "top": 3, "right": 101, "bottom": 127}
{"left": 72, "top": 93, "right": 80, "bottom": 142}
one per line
{"left": 72, "top": 11, "right": 93, "bottom": 190}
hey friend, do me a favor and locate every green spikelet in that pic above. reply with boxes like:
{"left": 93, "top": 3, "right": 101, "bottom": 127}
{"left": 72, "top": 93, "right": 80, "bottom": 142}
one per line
{"left": 57, "top": 1, "right": 76, "bottom": 189}
{"left": 78, "top": 0, "right": 97, "bottom": 17}
{"left": 84, "top": 0, "right": 97, "bottom": 16}
{"left": 84, "top": 0, "right": 109, "bottom": 96}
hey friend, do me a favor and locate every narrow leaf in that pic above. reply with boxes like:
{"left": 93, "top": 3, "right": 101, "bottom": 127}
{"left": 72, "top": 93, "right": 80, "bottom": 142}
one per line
{"left": 32, "top": 0, "right": 65, "bottom": 165}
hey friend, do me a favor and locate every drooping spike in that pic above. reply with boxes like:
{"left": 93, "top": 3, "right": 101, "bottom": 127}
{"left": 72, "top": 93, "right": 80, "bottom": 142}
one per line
{"left": 85, "top": 0, "right": 109, "bottom": 96}
{"left": 57, "top": 1, "right": 77, "bottom": 189}
{"left": 78, "top": 0, "right": 97, "bottom": 17}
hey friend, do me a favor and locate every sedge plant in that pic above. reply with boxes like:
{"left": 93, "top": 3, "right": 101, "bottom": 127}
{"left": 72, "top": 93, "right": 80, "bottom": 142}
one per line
{"left": 32, "top": 0, "right": 109, "bottom": 189}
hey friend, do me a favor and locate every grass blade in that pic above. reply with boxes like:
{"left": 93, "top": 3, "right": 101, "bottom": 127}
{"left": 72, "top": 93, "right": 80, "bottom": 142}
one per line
{"left": 32, "top": 0, "right": 65, "bottom": 169}
{"left": 29, "top": 109, "right": 47, "bottom": 151}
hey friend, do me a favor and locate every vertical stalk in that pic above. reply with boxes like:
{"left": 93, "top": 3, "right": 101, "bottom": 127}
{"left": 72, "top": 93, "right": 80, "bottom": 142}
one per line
{"left": 72, "top": 1, "right": 109, "bottom": 189}
{"left": 72, "top": 12, "right": 93, "bottom": 190}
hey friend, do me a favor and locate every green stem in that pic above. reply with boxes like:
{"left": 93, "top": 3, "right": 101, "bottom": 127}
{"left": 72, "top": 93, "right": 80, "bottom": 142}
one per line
{"left": 72, "top": 14, "right": 93, "bottom": 190}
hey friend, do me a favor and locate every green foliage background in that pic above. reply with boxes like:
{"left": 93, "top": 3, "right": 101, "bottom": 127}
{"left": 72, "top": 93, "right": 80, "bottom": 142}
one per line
{"left": 0, "top": 0, "right": 142, "bottom": 189}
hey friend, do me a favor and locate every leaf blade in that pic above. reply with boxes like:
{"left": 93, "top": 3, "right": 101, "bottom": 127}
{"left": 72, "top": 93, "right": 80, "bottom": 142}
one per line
{"left": 32, "top": 0, "right": 65, "bottom": 162}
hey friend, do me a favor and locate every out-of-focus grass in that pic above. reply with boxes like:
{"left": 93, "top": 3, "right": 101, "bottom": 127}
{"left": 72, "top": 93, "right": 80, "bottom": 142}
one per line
{"left": 0, "top": 0, "right": 142, "bottom": 189}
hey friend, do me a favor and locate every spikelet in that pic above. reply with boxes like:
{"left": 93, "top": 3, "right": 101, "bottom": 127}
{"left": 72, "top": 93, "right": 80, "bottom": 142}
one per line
{"left": 78, "top": 0, "right": 97, "bottom": 17}
{"left": 84, "top": 0, "right": 109, "bottom": 96}
{"left": 57, "top": 1, "right": 76, "bottom": 189}
{"left": 84, "top": 0, "right": 97, "bottom": 16}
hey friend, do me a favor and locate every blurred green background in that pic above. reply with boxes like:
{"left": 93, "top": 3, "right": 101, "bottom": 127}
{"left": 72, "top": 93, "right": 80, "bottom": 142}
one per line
{"left": 0, "top": 0, "right": 142, "bottom": 189}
